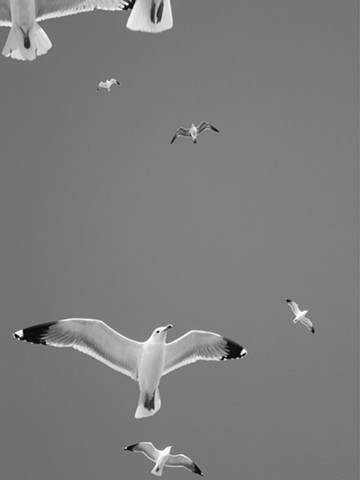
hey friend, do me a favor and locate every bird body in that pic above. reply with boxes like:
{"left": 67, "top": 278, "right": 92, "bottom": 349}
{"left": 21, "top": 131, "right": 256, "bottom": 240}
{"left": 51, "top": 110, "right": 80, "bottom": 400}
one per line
{"left": 0, "top": 0, "right": 170, "bottom": 61}
{"left": 171, "top": 122, "right": 219, "bottom": 144}
{"left": 97, "top": 78, "right": 121, "bottom": 91}
{"left": 13, "top": 319, "right": 247, "bottom": 418}
{"left": 285, "top": 299, "right": 315, "bottom": 334}
{"left": 125, "top": 442, "right": 204, "bottom": 476}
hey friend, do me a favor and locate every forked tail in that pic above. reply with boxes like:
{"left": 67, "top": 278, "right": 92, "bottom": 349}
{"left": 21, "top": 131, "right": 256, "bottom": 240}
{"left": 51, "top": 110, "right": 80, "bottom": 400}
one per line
{"left": 135, "top": 388, "right": 161, "bottom": 418}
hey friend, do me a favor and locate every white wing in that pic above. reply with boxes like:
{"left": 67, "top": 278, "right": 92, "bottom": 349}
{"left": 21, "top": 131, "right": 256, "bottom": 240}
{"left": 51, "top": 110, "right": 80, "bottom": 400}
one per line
{"left": 286, "top": 298, "right": 302, "bottom": 316}
{"left": 166, "top": 454, "right": 203, "bottom": 475}
{"left": 13, "top": 318, "right": 142, "bottom": 380}
{"left": 0, "top": 0, "right": 11, "bottom": 25}
{"left": 125, "top": 442, "right": 160, "bottom": 462}
{"left": 163, "top": 330, "right": 247, "bottom": 376}
{"left": 300, "top": 317, "right": 315, "bottom": 334}
{"left": 35, "top": 0, "right": 131, "bottom": 22}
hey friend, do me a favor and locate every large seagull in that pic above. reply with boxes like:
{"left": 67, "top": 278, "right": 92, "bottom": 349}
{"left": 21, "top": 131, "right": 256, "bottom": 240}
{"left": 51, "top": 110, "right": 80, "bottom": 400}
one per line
{"left": 125, "top": 442, "right": 204, "bottom": 476}
{"left": 13, "top": 319, "right": 247, "bottom": 418}
{"left": 0, "top": 0, "right": 173, "bottom": 61}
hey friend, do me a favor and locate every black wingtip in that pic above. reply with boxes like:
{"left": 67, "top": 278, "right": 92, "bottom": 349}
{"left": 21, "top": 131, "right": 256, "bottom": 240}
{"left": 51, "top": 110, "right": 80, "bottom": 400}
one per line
{"left": 124, "top": 443, "right": 138, "bottom": 452}
{"left": 221, "top": 338, "right": 248, "bottom": 360}
{"left": 193, "top": 463, "right": 204, "bottom": 476}
{"left": 285, "top": 298, "right": 292, "bottom": 303}
{"left": 13, "top": 322, "right": 56, "bottom": 345}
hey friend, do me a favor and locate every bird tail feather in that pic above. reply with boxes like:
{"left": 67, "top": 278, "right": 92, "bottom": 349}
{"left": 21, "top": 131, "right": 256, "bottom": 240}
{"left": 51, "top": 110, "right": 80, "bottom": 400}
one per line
{"left": 135, "top": 388, "right": 161, "bottom": 418}
{"left": 151, "top": 464, "right": 163, "bottom": 476}
{"left": 126, "top": 0, "right": 173, "bottom": 33}
{"left": 2, "top": 23, "right": 51, "bottom": 61}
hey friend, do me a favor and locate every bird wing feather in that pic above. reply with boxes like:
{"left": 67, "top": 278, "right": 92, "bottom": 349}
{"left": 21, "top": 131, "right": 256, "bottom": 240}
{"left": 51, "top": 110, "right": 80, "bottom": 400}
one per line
{"left": 14, "top": 318, "right": 142, "bottom": 380}
{"left": 163, "top": 330, "right": 246, "bottom": 376}
{"left": 35, "top": 0, "right": 130, "bottom": 22}
{"left": 133, "top": 442, "right": 160, "bottom": 462}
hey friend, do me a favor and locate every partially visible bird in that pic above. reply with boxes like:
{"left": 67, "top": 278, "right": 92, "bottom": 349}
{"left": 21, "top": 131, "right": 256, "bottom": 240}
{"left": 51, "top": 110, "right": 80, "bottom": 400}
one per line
{"left": 285, "top": 299, "right": 315, "bottom": 334}
{"left": 170, "top": 122, "right": 220, "bottom": 144}
{"left": 126, "top": 0, "right": 173, "bottom": 33}
{"left": 97, "top": 78, "right": 121, "bottom": 91}
{"left": 0, "top": 0, "right": 170, "bottom": 61}
{"left": 13, "top": 320, "right": 247, "bottom": 418}
{"left": 124, "top": 442, "right": 204, "bottom": 476}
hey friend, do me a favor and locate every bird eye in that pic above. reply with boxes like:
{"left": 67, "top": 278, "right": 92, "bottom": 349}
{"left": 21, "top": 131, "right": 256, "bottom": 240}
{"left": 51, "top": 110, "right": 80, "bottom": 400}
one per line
{"left": 156, "top": 330, "right": 160, "bottom": 334}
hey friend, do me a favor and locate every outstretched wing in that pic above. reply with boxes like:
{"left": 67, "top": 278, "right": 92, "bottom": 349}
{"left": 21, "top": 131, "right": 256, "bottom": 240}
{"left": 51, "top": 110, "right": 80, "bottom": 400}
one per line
{"left": 197, "top": 121, "right": 219, "bottom": 134}
{"left": 285, "top": 298, "right": 302, "bottom": 316}
{"left": 35, "top": 0, "right": 133, "bottom": 22}
{"left": 301, "top": 317, "right": 315, "bottom": 334}
{"left": 13, "top": 318, "right": 142, "bottom": 380}
{"left": 163, "top": 330, "right": 247, "bottom": 376}
{"left": 0, "top": 1, "right": 11, "bottom": 25}
{"left": 125, "top": 442, "right": 160, "bottom": 462}
{"left": 166, "top": 454, "right": 203, "bottom": 476}
{"left": 170, "top": 127, "right": 190, "bottom": 144}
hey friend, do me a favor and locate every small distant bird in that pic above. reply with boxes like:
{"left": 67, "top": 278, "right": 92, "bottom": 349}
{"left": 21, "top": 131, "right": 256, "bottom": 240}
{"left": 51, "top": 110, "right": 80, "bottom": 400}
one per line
{"left": 0, "top": 0, "right": 171, "bottom": 61}
{"left": 170, "top": 122, "right": 219, "bottom": 144}
{"left": 124, "top": 442, "right": 204, "bottom": 476}
{"left": 97, "top": 78, "right": 121, "bottom": 92}
{"left": 13, "top": 320, "right": 247, "bottom": 418}
{"left": 285, "top": 299, "right": 315, "bottom": 334}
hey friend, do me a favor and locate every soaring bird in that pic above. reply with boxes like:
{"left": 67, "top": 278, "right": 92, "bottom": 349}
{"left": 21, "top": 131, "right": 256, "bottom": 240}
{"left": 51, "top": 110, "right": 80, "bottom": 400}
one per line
{"left": 0, "top": 0, "right": 172, "bottom": 61}
{"left": 170, "top": 122, "right": 219, "bottom": 144}
{"left": 97, "top": 78, "right": 121, "bottom": 91}
{"left": 124, "top": 443, "right": 204, "bottom": 476}
{"left": 285, "top": 299, "right": 315, "bottom": 334}
{"left": 13, "top": 319, "right": 247, "bottom": 418}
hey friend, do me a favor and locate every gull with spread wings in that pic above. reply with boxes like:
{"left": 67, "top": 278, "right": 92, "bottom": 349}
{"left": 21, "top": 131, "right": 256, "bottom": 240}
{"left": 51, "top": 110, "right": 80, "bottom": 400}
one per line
{"left": 285, "top": 299, "right": 315, "bottom": 334}
{"left": 13, "top": 320, "right": 247, "bottom": 418}
{"left": 97, "top": 78, "right": 121, "bottom": 91}
{"left": 0, "top": 0, "right": 172, "bottom": 61}
{"left": 171, "top": 122, "right": 219, "bottom": 144}
{"left": 125, "top": 442, "right": 204, "bottom": 476}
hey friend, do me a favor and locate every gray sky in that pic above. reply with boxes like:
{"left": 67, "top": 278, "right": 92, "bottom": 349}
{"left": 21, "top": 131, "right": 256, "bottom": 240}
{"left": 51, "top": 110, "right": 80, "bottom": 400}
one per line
{"left": 0, "top": 1, "right": 358, "bottom": 479}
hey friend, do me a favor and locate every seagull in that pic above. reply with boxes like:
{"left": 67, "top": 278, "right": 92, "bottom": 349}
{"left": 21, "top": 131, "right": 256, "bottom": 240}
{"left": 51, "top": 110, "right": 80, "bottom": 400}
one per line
{"left": 285, "top": 299, "right": 315, "bottom": 334}
{"left": 170, "top": 122, "right": 220, "bottom": 144}
{"left": 0, "top": 0, "right": 171, "bottom": 61}
{"left": 124, "top": 442, "right": 203, "bottom": 476}
{"left": 13, "top": 320, "right": 247, "bottom": 418}
{"left": 97, "top": 78, "right": 121, "bottom": 92}
{"left": 127, "top": 0, "right": 173, "bottom": 33}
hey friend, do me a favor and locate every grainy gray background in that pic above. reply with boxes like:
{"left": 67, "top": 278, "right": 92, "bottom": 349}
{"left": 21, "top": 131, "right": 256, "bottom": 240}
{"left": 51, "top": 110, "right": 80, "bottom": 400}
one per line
{"left": 0, "top": 1, "right": 358, "bottom": 479}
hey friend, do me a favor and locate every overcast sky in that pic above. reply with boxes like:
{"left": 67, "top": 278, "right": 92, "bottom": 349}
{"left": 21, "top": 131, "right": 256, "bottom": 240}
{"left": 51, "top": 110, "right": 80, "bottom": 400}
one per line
{"left": 0, "top": 1, "right": 358, "bottom": 479}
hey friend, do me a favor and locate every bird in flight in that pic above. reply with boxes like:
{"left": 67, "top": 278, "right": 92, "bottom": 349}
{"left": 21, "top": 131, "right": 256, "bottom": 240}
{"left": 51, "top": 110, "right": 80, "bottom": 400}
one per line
{"left": 124, "top": 442, "right": 204, "bottom": 476}
{"left": 13, "top": 320, "right": 247, "bottom": 418}
{"left": 97, "top": 78, "right": 121, "bottom": 92}
{"left": 285, "top": 299, "right": 315, "bottom": 334}
{"left": 0, "top": 0, "right": 172, "bottom": 61}
{"left": 170, "top": 122, "right": 219, "bottom": 144}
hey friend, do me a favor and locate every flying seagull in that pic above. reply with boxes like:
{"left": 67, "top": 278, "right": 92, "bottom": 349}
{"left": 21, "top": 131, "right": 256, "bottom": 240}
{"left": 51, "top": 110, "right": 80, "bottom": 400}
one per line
{"left": 285, "top": 299, "right": 315, "bottom": 334}
{"left": 124, "top": 442, "right": 203, "bottom": 476}
{"left": 170, "top": 122, "right": 219, "bottom": 144}
{"left": 0, "top": 0, "right": 171, "bottom": 61}
{"left": 13, "top": 320, "right": 247, "bottom": 418}
{"left": 97, "top": 78, "right": 121, "bottom": 91}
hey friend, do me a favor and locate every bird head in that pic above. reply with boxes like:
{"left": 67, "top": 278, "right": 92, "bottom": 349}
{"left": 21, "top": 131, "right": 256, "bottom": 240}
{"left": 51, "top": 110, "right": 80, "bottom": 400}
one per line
{"left": 150, "top": 324, "right": 173, "bottom": 342}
